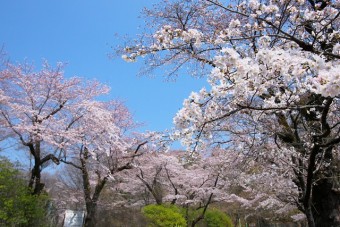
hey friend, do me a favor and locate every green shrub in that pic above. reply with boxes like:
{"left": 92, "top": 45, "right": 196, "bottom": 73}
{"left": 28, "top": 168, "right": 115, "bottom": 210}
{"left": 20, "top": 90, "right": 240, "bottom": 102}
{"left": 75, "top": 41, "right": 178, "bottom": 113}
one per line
{"left": 204, "top": 208, "right": 234, "bottom": 227}
{"left": 142, "top": 204, "right": 187, "bottom": 227}
{"left": 0, "top": 158, "right": 49, "bottom": 226}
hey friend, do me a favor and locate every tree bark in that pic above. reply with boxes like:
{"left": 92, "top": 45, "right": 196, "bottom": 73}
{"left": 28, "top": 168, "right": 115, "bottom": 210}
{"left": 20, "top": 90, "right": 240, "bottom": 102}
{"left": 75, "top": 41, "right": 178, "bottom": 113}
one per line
{"left": 312, "top": 178, "right": 340, "bottom": 227}
{"left": 27, "top": 142, "right": 48, "bottom": 195}
{"left": 84, "top": 201, "right": 98, "bottom": 227}
{"left": 80, "top": 148, "right": 108, "bottom": 227}
{"left": 28, "top": 157, "right": 45, "bottom": 195}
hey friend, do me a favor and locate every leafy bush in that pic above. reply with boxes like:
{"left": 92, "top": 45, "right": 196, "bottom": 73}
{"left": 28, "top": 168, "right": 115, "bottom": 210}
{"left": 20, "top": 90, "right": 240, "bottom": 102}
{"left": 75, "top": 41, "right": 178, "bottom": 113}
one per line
{"left": 142, "top": 204, "right": 234, "bottom": 227}
{"left": 0, "top": 158, "right": 49, "bottom": 226}
{"left": 142, "top": 204, "right": 187, "bottom": 227}
{"left": 204, "top": 208, "right": 234, "bottom": 227}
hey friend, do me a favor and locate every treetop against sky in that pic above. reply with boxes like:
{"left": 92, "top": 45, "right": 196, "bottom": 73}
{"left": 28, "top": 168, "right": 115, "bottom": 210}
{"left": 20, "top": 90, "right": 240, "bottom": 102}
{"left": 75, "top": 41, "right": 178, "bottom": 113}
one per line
{"left": 0, "top": 0, "right": 207, "bottom": 134}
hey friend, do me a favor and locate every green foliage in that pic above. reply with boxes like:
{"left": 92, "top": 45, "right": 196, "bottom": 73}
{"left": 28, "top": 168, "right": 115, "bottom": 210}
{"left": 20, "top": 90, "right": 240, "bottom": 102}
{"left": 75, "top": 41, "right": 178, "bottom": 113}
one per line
{"left": 0, "top": 157, "right": 49, "bottom": 226}
{"left": 142, "top": 204, "right": 234, "bottom": 227}
{"left": 142, "top": 204, "right": 187, "bottom": 227}
{"left": 183, "top": 205, "right": 234, "bottom": 227}
{"left": 204, "top": 209, "right": 234, "bottom": 227}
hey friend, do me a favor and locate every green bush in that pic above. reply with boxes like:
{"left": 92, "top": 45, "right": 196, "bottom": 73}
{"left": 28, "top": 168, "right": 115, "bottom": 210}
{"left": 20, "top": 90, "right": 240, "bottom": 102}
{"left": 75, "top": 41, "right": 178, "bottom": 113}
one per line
{"left": 142, "top": 204, "right": 187, "bottom": 227}
{"left": 0, "top": 158, "right": 49, "bottom": 226}
{"left": 204, "top": 208, "right": 234, "bottom": 227}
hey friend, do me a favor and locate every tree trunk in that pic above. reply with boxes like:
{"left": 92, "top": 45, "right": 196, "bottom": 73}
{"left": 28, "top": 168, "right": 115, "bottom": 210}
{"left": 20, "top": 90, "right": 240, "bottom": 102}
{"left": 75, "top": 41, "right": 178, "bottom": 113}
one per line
{"left": 81, "top": 151, "right": 108, "bottom": 227}
{"left": 312, "top": 179, "right": 340, "bottom": 227}
{"left": 28, "top": 161, "right": 44, "bottom": 195}
{"left": 305, "top": 206, "right": 315, "bottom": 227}
{"left": 27, "top": 142, "right": 45, "bottom": 195}
{"left": 84, "top": 201, "right": 97, "bottom": 227}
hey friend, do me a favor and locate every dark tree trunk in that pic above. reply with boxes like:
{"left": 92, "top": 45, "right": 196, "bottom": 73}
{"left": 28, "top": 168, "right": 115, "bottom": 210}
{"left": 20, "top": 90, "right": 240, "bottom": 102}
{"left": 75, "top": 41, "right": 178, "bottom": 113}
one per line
{"left": 305, "top": 206, "right": 315, "bottom": 227}
{"left": 28, "top": 163, "right": 38, "bottom": 187}
{"left": 28, "top": 154, "right": 59, "bottom": 195}
{"left": 32, "top": 171, "right": 44, "bottom": 195}
{"left": 84, "top": 201, "right": 98, "bottom": 227}
{"left": 27, "top": 142, "right": 45, "bottom": 195}
{"left": 83, "top": 181, "right": 107, "bottom": 227}
{"left": 80, "top": 149, "right": 108, "bottom": 227}
{"left": 312, "top": 179, "right": 340, "bottom": 227}
{"left": 28, "top": 159, "right": 44, "bottom": 195}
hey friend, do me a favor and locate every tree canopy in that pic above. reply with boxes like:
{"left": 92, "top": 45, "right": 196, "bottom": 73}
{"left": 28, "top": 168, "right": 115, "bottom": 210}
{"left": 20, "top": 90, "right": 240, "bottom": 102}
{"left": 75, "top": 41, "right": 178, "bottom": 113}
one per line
{"left": 122, "top": 0, "right": 340, "bottom": 226}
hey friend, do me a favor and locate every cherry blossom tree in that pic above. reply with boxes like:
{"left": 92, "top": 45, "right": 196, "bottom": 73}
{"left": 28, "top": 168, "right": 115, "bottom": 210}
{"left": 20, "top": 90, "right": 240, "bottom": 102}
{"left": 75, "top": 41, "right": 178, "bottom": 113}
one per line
{"left": 36, "top": 86, "right": 146, "bottom": 226}
{"left": 0, "top": 60, "right": 150, "bottom": 226}
{"left": 0, "top": 62, "right": 110, "bottom": 195}
{"left": 121, "top": 0, "right": 340, "bottom": 226}
{"left": 59, "top": 100, "right": 147, "bottom": 227}
{"left": 204, "top": 149, "right": 304, "bottom": 222}
{"left": 116, "top": 149, "right": 298, "bottom": 224}
{"left": 116, "top": 151, "right": 229, "bottom": 226}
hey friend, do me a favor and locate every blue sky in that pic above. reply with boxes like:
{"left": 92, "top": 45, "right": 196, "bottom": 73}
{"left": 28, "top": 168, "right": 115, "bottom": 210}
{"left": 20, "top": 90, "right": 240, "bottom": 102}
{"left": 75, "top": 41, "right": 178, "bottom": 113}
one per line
{"left": 0, "top": 0, "right": 207, "bottom": 134}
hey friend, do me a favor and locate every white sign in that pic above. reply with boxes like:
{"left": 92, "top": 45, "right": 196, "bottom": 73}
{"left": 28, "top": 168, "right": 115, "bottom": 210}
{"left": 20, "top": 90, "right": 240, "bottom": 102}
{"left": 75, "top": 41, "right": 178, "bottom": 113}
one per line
{"left": 63, "top": 210, "right": 85, "bottom": 227}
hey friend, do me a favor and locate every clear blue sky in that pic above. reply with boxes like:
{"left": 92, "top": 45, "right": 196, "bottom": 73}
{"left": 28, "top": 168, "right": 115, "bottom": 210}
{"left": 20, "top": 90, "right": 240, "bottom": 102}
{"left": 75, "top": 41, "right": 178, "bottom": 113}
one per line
{"left": 0, "top": 0, "right": 207, "bottom": 133}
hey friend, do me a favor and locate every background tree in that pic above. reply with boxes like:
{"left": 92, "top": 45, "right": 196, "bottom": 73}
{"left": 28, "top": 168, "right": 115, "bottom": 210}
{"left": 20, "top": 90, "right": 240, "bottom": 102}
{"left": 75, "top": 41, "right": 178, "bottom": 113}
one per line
{"left": 117, "top": 151, "right": 231, "bottom": 226}
{"left": 56, "top": 99, "right": 147, "bottom": 227}
{"left": 121, "top": 0, "right": 340, "bottom": 226}
{"left": 0, "top": 62, "right": 109, "bottom": 195}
